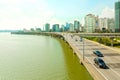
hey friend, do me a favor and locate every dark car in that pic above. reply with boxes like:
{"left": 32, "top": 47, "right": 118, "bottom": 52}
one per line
{"left": 94, "top": 58, "right": 107, "bottom": 69}
{"left": 93, "top": 50, "right": 103, "bottom": 57}
{"left": 75, "top": 38, "right": 78, "bottom": 41}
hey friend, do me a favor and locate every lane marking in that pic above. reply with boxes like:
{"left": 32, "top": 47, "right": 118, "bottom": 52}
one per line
{"left": 110, "top": 68, "right": 120, "bottom": 77}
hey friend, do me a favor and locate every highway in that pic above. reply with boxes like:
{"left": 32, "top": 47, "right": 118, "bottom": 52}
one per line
{"left": 64, "top": 33, "right": 120, "bottom": 80}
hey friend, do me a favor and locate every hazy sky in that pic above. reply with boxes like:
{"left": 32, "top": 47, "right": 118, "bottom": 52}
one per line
{"left": 0, "top": 0, "right": 117, "bottom": 30}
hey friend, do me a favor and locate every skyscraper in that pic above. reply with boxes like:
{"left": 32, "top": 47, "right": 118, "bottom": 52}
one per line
{"left": 52, "top": 24, "right": 59, "bottom": 32}
{"left": 85, "top": 14, "right": 96, "bottom": 33}
{"left": 61, "top": 25, "right": 65, "bottom": 32}
{"left": 115, "top": 1, "right": 120, "bottom": 32}
{"left": 65, "top": 23, "right": 70, "bottom": 31}
{"left": 74, "top": 20, "right": 80, "bottom": 32}
{"left": 45, "top": 23, "right": 50, "bottom": 32}
{"left": 69, "top": 23, "right": 74, "bottom": 32}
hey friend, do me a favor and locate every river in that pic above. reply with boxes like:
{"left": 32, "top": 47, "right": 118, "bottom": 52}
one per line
{"left": 0, "top": 33, "right": 93, "bottom": 80}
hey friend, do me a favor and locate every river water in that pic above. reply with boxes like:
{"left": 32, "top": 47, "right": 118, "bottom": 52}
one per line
{"left": 0, "top": 33, "right": 93, "bottom": 80}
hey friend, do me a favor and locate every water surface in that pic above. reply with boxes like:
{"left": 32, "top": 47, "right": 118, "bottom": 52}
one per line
{"left": 0, "top": 33, "right": 93, "bottom": 80}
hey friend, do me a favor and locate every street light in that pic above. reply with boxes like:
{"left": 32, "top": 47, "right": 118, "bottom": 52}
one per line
{"left": 83, "top": 38, "right": 85, "bottom": 60}
{"left": 80, "top": 37, "right": 84, "bottom": 60}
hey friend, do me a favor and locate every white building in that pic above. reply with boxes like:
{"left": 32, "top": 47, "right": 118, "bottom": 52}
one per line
{"left": 85, "top": 14, "right": 96, "bottom": 33}
{"left": 98, "top": 18, "right": 108, "bottom": 30}
{"left": 108, "top": 18, "right": 115, "bottom": 32}
{"left": 98, "top": 18, "right": 115, "bottom": 32}
{"left": 69, "top": 23, "right": 74, "bottom": 32}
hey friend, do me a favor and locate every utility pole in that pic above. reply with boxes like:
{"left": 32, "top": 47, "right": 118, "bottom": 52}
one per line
{"left": 83, "top": 37, "right": 85, "bottom": 60}
{"left": 80, "top": 37, "right": 84, "bottom": 60}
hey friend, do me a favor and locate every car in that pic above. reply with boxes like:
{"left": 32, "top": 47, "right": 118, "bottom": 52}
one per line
{"left": 80, "top": 37, "right": 83, "bottom": 42}
{"left": 93, "top": 50, "right": 103, "bottom": 57}
{"left": 75, "top": 38, "right": 78, "bottom": 41}
{"left": 94, "top": 58, "right": 107, "bottom": 69}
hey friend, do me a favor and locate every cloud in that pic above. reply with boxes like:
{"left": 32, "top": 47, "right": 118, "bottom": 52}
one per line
{"left": 0, "top": 0, "right": 37, "bottom": 5}
{"left": 99, "top": 7, "right": 114, "bottom": 18}
{"left": 0, "top": 0, "right": 62, "bottom": 30}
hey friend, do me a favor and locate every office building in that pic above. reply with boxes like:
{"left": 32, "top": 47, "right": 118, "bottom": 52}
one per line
{"left": 61, "top": 25, "right": 65, "bottom": 32}
{"left": 74, "top": 20, "right": 80, "bottom": 32}
{"left": 65, "top": 23, "right": 70, "bottom": 31}
{"left": 115, "top": 1, "right": 120, "bottom": 32}
{"left": 52, "top": 24, "right": 59, "bottom": 32}
{"left": 45, "top": 23, "right": 50, "bottom": 32}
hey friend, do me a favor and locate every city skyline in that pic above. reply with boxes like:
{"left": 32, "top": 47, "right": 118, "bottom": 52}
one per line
{"left": 0, "top": 0, "right": 117, "bottom": 30}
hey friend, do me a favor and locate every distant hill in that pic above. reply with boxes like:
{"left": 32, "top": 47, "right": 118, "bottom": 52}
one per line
{"left": 0, "top": 30, "right": 21, "bottom": 32}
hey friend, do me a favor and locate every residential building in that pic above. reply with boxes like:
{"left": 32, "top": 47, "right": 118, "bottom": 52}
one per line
{"left": 95, "top": 16, "right": 99, "bottom": 30}
{"left": 69, "top": 23, "right": 74, "bottom": 32}
{"left": 98, "top": 18, "right": 108, "bottom": 30}
{"left": 85, "top": 14, "right": 96, "bottom": 33}
{"left": 108, "top": 18, "right": 115, "bottom": 32}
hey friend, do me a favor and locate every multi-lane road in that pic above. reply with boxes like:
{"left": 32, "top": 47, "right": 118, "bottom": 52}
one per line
{"left": 64, "top": 33, "right": 120, "bottom": 80}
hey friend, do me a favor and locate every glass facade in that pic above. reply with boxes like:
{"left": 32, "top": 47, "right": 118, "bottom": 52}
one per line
{"left": 52, "top": 24, "right": 59, "bottom": 32}
{"left": 45, "top": 23, "right": 50, "bottom": 32}
{"left": 74, "top": 20, "right": 80, "bottom": 31}
{"left": 115, "top": 1, "right": 120, "bottom": 32}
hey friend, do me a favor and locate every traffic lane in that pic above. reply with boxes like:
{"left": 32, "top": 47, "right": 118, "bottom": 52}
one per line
{"left": 68, "top": 35, "right": 120, "bottom": 80}
{"left": 83, "top": 39, "right": 120, "bottom": 78}
{"left": 99, "top": 68, "right": 120, "bottom": 80}
{"left": 75, "top": 39, "right": 120, "bottom": 73}
{"left": 114, "top": 69, "right": 120, "bottom": 75}
{"left": 85, "top": 52, "right": 120, "bottom": 80}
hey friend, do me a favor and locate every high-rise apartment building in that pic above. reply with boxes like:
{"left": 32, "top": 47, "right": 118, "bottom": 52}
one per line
{"left": 98, "top": 18, "right": 108, "bottom": 30}
{"left": 69, "top": 23, "right": 74, "bottom": 32}
{"left": 115, "top": 1, "right": 120, "bottom": 32}
{"left": 108, "top": 18, "right": 115, "bottom": 32}
{"left": 85, "top": 14, "right": 96, "bottom": 33}
{"left": 98, "top": 18, "right": 115, "bottom": 32}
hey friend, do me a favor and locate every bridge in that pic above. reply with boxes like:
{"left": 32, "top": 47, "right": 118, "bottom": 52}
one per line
{"left": 74, "top": 33, "right": 120, "bottom": 37}
{"left": 11, "top": 31, "right": 120, "bottom": 80}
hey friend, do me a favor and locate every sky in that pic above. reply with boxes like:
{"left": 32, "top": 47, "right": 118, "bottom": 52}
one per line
{"left": 0, "top": 0, "right": 117, "bottom": 30}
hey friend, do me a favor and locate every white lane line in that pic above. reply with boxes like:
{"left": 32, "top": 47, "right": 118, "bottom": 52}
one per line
{"left": 110, "top": 68, "right": 120, "bottom": 77}
{"left": 86, "top": 57, "right": 109, "bottom": 80}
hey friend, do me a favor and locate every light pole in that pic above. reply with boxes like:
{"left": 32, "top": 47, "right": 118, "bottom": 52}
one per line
{"left": 80, "top": 37, "right": 84, "bottom": 60}
{"left": 83, "top": 37, "right": 85, "bottom": 60}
